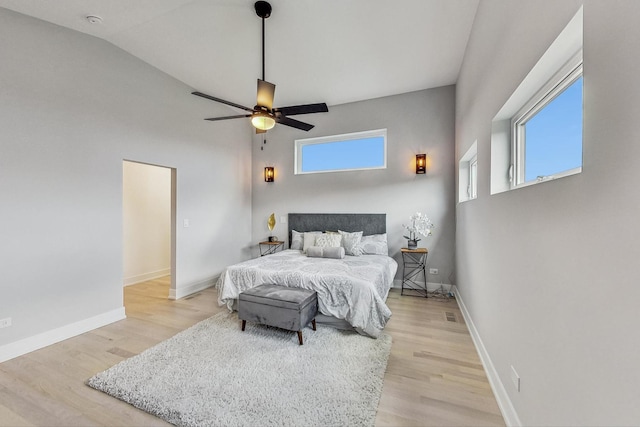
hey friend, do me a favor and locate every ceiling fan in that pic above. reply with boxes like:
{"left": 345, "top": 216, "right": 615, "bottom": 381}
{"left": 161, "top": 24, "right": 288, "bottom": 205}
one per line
{"left": 192, "top": 1, "right": 329, "bottom": 133}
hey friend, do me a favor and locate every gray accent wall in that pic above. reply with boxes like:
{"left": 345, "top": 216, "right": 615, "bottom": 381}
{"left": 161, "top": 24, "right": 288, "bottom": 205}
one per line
{"left": 455, "top": 1, "right": 640, "bottom": 425}
{"left": 251, "top": 87, "right": 456, "bottom": 285}
{"left": 0, "top": 9, "right": 252, "bottom": 347}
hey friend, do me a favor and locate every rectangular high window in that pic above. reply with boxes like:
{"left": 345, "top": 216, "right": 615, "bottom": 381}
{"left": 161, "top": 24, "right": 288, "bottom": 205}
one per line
{"left": 491, "top": 6, "right": 583, "bottom": 195}
{"left": 295, "top": 129, "right": 387, "bottom": 175}
{"left": 512, "top": 60, "right": 583, "bottom": 186}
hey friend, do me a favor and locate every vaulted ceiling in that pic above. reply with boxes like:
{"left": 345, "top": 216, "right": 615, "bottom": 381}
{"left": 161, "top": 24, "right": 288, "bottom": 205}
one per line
{"left": 0, "top": 0, "right": 478, "bottom": 112}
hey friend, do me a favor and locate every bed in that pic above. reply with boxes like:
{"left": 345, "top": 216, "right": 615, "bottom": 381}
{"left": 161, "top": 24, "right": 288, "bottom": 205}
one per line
{"left": 216, "top": 213, "right": 397, "bottom": 338}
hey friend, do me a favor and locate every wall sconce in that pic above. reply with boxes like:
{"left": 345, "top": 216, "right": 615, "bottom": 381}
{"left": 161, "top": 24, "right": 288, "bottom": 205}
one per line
{"left": 264, "top": 166, "right": 275, "bottom": 182}
{"left": 416, "top": 154, "right": 426, "bottom": 174}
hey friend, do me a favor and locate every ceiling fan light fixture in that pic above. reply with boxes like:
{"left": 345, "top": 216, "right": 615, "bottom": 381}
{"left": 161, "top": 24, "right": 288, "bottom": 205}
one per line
{"left": 251, "top": 111, "right": 276, "bottom": 130}
{"left": 192, "top": 1, "right": 328, "bottom": 132}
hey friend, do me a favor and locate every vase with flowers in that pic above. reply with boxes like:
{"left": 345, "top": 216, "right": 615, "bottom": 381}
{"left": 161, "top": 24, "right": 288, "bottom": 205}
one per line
{"left": 402, "top": 212, "right": 434, "bottom": 250}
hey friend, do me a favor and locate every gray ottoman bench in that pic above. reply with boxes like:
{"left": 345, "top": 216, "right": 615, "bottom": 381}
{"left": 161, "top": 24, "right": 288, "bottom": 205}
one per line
{"left": 238, "top": 284, "right": 318, "bottom": 345}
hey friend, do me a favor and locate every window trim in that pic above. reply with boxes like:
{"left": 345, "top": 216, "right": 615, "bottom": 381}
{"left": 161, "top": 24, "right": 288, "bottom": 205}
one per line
{"left": 510, "top": 51, "right": 583, "bottom": 189}
{"left": 294, "top": 129, "right": 387, "bottom": 175}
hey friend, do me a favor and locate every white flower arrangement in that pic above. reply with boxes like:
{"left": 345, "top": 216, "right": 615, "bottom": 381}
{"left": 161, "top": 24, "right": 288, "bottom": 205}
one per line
{"left": 402, "top": 212, "right": 435, "bottom": 243}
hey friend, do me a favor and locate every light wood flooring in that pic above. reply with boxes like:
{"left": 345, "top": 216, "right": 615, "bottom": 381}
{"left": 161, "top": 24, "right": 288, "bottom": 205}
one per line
{"left": 0, "top": 277, "right": 504, "bottom": 426}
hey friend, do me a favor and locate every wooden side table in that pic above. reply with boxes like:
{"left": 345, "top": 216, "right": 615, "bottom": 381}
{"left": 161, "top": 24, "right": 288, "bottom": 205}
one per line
{"left": 401, "top": 248, "right": 428, "bottom": 297}
{"left": 258, "top": 241, "right": 285, "bottom": 256}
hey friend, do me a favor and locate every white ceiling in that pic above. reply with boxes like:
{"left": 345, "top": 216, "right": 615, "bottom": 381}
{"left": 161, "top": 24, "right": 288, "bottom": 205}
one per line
{"left": 0, "top": 0, "right": 479, "bottom": 111}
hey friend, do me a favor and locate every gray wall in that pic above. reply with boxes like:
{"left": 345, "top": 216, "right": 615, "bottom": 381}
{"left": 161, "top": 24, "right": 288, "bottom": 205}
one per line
{"left": 0, "top": 9, "right": 252, "bottom": 347}
{"left": 455, "top": 0, "right": 640, "bottom": 425}
{"left": 251, "top": 87, "right": 456, "bottom": 285}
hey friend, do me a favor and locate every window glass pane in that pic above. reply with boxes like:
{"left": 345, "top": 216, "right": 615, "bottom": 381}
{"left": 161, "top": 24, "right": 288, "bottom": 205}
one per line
{"left": 300, "top": 136, "right": 385, "bottom": 173}
{"left": 524, "top": 76, "right": 583, "bottom": 181}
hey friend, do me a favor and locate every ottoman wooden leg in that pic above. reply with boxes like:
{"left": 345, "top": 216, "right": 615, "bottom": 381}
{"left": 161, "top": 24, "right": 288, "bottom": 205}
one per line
{"left": 312, "top": 319, "right": 316, "bottom": 331}
{"left": 297, "top": 331, "right": 303, "bottom": 345}
{"left": 241, "top": 320, "right": 246, "bottom": 331}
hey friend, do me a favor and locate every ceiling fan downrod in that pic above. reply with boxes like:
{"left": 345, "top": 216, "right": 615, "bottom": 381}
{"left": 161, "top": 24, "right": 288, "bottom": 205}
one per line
{"left": 254, "top": 1, "right": 272, "bottom": 81}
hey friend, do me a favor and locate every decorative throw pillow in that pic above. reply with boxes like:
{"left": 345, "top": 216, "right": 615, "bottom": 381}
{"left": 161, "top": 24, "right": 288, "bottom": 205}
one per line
{"left": 314, "top": 233, "right": 342, "bottom": 248}
{"left": 338, "top": 230, "right": 363, "bottom": 256}
{"left": 290, "top": 230, "right": 304, "bottom": 250}
{"left": 302, "top": 231, "right": 322, "bottom": 253}
{"left": 360, "top": 233, "right": 388, "bottom": 255}
{"left": 307, "top": 246, "right": 345, "bottom": 259}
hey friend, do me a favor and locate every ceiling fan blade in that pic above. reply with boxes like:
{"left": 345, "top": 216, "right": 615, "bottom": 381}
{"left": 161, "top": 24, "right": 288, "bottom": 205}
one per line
{"left": 256, "top": 79, "right": 275, "bottom": 109}
{"left": 204, "top": 114, "right": 252, "bottom": 122}
{"left": 192, "top": 91, "right": 255, "bottom": 113}
{"left": 276, "top": 115, "right": 315, "bottom": 131}
{"left": 274, "top": 103, "right": 328, "bottom": 116}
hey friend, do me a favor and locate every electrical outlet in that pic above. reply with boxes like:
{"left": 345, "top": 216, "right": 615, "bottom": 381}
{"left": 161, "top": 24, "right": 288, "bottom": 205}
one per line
{"left": 510, "top": 365, "right": 521, "bottom": 392}
{"left": 280, "top": 216, "right": 287, "bottom": 224}
{"left": 0, "top": 317, "right": 12, "bottom": 328}
{"left": 183, "top": 219, "right": 190, "bottom": 228}
{"left": 429, "top": 268, "right": 439, "bottom": 275}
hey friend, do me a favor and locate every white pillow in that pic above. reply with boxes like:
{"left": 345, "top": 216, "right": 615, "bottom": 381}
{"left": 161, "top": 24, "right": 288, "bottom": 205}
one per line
{"left": 360, "top": 233, "right": 388, "bottom": 255}
{"left": 314, "top": 233, "right": 342, "bottom": 248}
{"left": 290, "top": 230, "right": 304, "bottom": 250}
{"left": 307, "top": 246, "right": 345, "bottom": 259}
{"left": 338, "top": 230, "right": 363, "bottom": 256}
{"left": 302, "top": 231, "right": 322, "bottom": 253}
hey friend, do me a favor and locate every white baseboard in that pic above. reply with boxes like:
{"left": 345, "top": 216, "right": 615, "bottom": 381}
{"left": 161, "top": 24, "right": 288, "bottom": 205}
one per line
{"left": 392, "top": 279, "right": 454, "bottom": 293}
{"left": 124, "top": 268, "right": 171, "bottom": 286}
{"left": 169, "top": 275, "right": 218, "bottom": 300}
{"left": 454, "top": 288, "right": 522, "bottom": 427}
{"left": 0, "top": 307, "right": 126, "bottom": 363}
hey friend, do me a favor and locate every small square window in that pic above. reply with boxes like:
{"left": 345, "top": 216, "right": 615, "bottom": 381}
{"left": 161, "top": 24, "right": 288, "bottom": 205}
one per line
{"left": 469, "top": 154, "right": 478, "bottom": 200}
{"left": 458, "top": 141, "right": 478, "bottom": 203}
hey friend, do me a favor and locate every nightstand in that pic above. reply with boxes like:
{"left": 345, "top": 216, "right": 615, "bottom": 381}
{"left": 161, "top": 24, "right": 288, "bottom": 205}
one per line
{"left": 401, "top": 248, "right": 428, "bottom": 297}
{"left": 258, "top": 241, "right": 285, "bottom": 256}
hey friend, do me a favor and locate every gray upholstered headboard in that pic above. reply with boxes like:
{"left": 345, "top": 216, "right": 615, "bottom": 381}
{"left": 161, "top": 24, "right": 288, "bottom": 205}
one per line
{"left": 288, "top": 213, "right": 386, "bottom": 248}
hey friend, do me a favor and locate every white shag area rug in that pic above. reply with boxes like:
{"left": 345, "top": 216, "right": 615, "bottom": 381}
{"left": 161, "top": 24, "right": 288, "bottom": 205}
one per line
{"left": 87, "top": 312, "right": 392, "bottom": 427}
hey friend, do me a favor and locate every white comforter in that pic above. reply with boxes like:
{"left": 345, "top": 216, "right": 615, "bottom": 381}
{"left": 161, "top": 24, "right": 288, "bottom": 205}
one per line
{"left": 216, "top": 250, "right": 398, "bottom": 338}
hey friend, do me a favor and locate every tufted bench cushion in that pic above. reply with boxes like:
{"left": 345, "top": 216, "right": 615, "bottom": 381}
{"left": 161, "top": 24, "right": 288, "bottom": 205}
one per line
{"left": 238, "top": 284, "right": 318, "bottom": 345}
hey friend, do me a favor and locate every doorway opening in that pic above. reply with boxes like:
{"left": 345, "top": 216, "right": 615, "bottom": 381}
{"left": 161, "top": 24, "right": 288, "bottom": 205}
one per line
{"left": 122, "top": 160, "right": 176, "bottom": 304}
